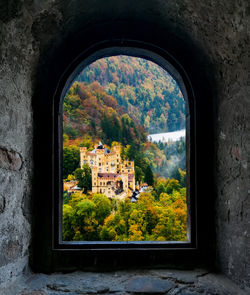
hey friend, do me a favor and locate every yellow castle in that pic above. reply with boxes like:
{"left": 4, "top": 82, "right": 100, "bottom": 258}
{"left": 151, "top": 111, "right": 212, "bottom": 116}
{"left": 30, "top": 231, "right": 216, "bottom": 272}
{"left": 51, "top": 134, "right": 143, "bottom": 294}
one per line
{"left": 80, "top": 142, "right": 135, "bottom": 199}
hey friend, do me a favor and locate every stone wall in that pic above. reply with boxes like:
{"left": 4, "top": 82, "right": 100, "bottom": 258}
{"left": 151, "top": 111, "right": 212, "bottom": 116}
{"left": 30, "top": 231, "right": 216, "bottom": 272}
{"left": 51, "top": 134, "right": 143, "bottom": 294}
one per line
{"left": 0, "top": 0, "right": 249, "bottom": 291}
{"left": 0, "top": 0, "right": 35, "bottom": 287}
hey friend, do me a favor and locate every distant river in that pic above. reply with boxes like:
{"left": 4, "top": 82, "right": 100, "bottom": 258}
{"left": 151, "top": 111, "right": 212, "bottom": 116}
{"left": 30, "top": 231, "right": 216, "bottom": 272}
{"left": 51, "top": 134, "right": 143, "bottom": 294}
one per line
{"left": 148, "top": 129, "right": 185, "bottom": 143}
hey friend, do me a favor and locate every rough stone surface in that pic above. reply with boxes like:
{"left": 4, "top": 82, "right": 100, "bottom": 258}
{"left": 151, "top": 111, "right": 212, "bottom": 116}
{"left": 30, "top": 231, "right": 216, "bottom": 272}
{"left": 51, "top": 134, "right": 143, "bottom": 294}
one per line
{"left": 6, "top": 241, "right": 22, "bottom": 261}
{"left": 19, "top": 291, "right": 47, "bottom": 295}
{"left": 126, "top": 276, "right": 176, "bottom": 293}
{"left": 0, "top": 0, "right": 34, "bottom": 286}
{"left": 0, "top": 194, "right": 5, "bottom": 214}
{"left": 0, "top": 270, "right": 248, "bottom": 295}
{"left": 150, "top": 269, "right": 202, "bottom": 284}
{"left": 0, "top": 147, "right": 23, "bottom": 171}
{"left": 0, "top": 0, "right": 249, "bottom": 292}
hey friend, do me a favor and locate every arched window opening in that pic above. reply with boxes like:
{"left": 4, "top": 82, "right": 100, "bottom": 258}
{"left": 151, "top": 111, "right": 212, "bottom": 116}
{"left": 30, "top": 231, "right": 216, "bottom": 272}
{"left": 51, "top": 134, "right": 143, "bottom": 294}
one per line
{"left": 61, "top": 51, "right": 190, "bottom": 244}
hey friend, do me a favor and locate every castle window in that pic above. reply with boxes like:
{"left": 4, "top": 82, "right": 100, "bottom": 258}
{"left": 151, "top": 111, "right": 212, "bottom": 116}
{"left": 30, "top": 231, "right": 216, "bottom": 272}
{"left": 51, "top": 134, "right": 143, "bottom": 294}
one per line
{"left": 34, "top": 39, "right": 216, "bottom": 273}
{"left": 90, "top": 160, "right": 93, "bottom": 164}
{"left": 61, "top": 52, "right": 189, "bottom": 245}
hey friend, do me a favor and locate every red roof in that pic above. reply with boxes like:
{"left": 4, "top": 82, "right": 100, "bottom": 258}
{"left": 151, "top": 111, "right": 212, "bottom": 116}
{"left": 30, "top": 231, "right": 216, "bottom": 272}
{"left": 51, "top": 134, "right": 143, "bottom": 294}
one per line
{"left": 98, "top": 173, "right": 118, "bottom": 178}
{"left": 98, "top": 173, "right": 134, "bottom": 181}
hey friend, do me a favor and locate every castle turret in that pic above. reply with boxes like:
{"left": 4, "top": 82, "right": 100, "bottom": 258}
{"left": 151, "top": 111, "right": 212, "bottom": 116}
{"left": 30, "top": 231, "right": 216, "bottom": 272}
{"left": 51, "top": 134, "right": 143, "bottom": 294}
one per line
{"left": 91, "top": 166, "right": 98, "bottom": 193}
{"left": 80, "top": 147, "right": 87, "bottom": 168}
{"left": 122, "top": 171, "right": 129, "bottom": 194}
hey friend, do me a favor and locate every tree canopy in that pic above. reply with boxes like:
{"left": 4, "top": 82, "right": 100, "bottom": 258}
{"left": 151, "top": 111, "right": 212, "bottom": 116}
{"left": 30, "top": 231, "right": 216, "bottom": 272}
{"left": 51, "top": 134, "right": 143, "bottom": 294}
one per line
{"left": 63, "top": 181, "right": 187, "bottom": 242}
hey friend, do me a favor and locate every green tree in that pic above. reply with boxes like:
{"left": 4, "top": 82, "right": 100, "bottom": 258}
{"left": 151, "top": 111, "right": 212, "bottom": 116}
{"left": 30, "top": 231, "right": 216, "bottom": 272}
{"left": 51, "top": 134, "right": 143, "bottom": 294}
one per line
{"left": 92, "top": 194, "right": 112, "bottom": 224}
{"left": 63, "top": 146, "right": 80, "bottom": 179}
{"left": 73, "top": 198, "right": 98, "bottom": 240}
{"left": 144, "top": 164, "right": 154, "bottom": 186}
{"left": 62, "top": 204, "right": 74, "bottom": 240}
{"left": 74, "top": 164, "right": 92, "bottom": 193}
{"left": 135, "top": 166, "right": 144, "bottom": 183}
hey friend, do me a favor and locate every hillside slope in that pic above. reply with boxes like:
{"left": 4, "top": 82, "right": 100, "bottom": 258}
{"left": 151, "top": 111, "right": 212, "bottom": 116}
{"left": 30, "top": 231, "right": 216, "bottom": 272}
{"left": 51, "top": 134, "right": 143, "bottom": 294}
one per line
{"left": 76, "top": 55, "right": 186, "bottom": 133}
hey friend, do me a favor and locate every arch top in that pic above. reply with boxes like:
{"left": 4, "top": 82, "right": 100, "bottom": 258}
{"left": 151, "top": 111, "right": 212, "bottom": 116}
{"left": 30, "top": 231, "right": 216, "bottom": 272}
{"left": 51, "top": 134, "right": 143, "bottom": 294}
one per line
{"left": 59, "top": 44, "right": 192, "bottom": 118}
{"left": 33, "top": 18, "right": 214, "bottom": 272}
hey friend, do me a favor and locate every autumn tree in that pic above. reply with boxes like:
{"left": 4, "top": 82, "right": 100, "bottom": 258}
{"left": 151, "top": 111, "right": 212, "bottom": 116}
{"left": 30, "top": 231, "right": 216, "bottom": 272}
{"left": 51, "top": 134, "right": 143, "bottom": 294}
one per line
{"left": 63, "top": 146, "right": 80, "bottom": 179}
{"left": 74, "top": 164, "right": 92, "bottom": 193}
{"left": 144, "top": 164, "right": 154, "bottom": 186}
{"left": 62, "top": 184, "right": 187, "bottom": 242}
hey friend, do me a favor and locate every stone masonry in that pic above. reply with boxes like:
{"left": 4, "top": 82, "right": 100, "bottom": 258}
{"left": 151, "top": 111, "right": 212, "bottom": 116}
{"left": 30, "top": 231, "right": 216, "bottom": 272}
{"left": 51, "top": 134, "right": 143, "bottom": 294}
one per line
{"left": 0, "top": 0, "right": 249, "bottom": 293}
{"left": 1, "top": 269, "right": 248, "bottom": 295}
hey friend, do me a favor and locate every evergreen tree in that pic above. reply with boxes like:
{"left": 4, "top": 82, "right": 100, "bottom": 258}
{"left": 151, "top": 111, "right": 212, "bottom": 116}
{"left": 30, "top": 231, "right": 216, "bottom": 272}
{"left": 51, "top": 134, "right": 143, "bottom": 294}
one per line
{"left": 63, "top": 146, "right": 80, "bottom": 179}
{"left": 74, "top": 164, "right": 92, "bottom": 193}
{"left": 144, "top": 164, "right": 154, "bottom": 186}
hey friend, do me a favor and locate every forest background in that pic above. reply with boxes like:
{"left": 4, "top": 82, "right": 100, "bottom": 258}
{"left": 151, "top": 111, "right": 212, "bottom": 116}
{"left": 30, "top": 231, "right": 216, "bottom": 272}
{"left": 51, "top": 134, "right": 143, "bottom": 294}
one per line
{"left": 62, "top": 56, "right": 187, "bottom": 242}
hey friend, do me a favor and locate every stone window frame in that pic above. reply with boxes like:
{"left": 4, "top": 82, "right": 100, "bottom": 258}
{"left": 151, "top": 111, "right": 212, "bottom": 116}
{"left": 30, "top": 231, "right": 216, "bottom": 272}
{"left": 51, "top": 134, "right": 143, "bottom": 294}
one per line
{"left": 56, "top": 45, "right": 194, "bottom": 248}
{"left": 32, "top": 26, "right": 214, "bottom": 271}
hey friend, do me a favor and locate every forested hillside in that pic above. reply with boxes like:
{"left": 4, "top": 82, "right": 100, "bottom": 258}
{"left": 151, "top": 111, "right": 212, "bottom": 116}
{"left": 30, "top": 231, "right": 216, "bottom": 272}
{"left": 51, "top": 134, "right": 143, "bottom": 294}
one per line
{"left": 77, "top": 56, "right": 185, "bottom": 133}
{"left": 63, "top": 81, "right": 165, "bottom": 183}
{"left": 63, "top": 81, "right": 185, "bottom": 182}
{"left": 63, "top": 187, "right": 187, "bottom": 242}
{"left": 62, "top": 56, "right": 187, "bottom": 242}
{"left": 63, "top": 55, "right": 186, "bottom": 181}
{"left": 63, "top": 81, "right": 146, "bottom": 146}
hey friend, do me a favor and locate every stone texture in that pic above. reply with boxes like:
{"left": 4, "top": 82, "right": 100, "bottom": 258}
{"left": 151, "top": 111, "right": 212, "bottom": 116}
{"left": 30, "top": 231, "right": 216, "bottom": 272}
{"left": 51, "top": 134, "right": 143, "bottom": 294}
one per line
{"left": 6, "top": 240, "right": 22, "bottom": 260}
{"left": 178, "top": 292, "right": 201, "bottom": 295}
{"left": 126, "top": 276, "right": 175, "bottom": 293}
{"left": 150, "top": 269, "right": 203, "bottom": 284}
{"left": 197, "top": 273, "right": 249, "bottom": 295}
{"left": 19, "top": 291, "right": 47, "bottom": 295}
{"left": 0, "top": 240, "right": 23, "bottom": 267}
{"left": 0, "top": 0, "right": 23, "bottom": 23}
{"left": 0, "top": 0, "right": 249, "bottom": 292}
{"left": 0, "top": 3, "right": 33, "bottom": 286}
{"left": 0, "top": 147, "right": 23, "bottom": 171}
{"left": 0, "top": 194, "right": 5, "bottom": 213}
{"left": 0, "top": 270, "right": 248, "bottom": 295}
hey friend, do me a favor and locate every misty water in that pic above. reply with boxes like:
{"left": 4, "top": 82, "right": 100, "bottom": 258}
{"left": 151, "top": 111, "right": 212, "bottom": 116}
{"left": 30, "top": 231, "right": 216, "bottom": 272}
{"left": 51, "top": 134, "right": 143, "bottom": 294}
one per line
{"left": 148, "top": 129, "right": 185, "bottom": 143}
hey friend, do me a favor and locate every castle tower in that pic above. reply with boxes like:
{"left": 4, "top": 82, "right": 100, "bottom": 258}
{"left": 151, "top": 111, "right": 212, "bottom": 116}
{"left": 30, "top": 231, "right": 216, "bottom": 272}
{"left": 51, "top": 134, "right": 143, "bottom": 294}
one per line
{"left": 122, "top": 171, "right": 129, "bottom": 194}
{"left": 113, "top": 145, "right": 122, "bottom": 169}
{"left": 80, "top": 147, "right": 87, "bottom": 169}
{"left": 91, "top": 166, "right": 98, "bottom": 193}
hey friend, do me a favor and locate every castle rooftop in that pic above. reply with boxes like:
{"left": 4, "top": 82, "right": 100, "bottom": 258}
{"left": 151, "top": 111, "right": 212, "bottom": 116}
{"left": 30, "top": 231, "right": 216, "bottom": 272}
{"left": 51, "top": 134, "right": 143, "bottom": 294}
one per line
{"left": 90, "top": 142, "right": 111, "bottom": 154}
